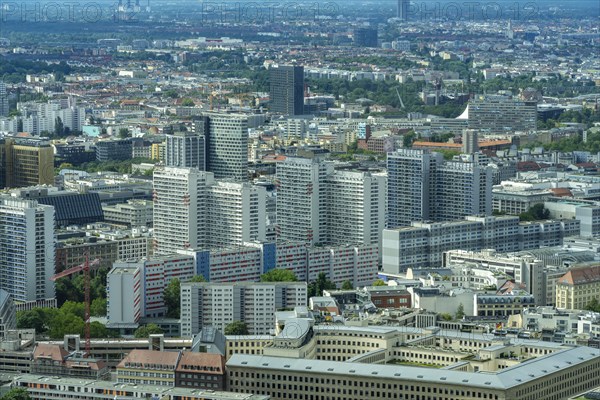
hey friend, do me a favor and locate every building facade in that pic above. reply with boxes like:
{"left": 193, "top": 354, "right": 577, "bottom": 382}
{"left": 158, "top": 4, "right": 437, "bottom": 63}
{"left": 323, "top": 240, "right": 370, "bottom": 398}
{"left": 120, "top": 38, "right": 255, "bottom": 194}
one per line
{"left": 270, "top": 65, "right": 304, "bottom": 116}
{"left": 165, "top": 131, "right": 205, "bottom": 170}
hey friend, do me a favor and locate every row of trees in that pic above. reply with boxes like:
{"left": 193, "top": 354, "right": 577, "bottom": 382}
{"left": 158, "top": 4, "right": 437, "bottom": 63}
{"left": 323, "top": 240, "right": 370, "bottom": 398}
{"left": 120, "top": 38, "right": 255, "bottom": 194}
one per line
{"left": 16, "top": 301, "right": 117, "bottom": 339}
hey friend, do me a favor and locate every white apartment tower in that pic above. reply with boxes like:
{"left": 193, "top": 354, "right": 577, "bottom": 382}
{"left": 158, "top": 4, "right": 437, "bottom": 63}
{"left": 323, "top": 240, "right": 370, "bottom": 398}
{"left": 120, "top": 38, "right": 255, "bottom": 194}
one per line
{"left": 180, "top": 282, "right": 307, "bottom": 336}
{"left": 153, "top": 167, "right": 210, "bottom": 255}
{"left": 0, "top": 198, "right": 55, "bottom": 302}
{"left": 387, "top": 148, "right": 493, "bottom": 228}
{"left": 276, "top": 157, "right": 333, "bottom": 245}
{"left": 326, "top": 170, "right": 386, "bottom": 246}
{"left": 207, "top": 181, "right": 266, "bottom": 248}
{"left": 153, "top": 167, "right": 266, "bottom": 254}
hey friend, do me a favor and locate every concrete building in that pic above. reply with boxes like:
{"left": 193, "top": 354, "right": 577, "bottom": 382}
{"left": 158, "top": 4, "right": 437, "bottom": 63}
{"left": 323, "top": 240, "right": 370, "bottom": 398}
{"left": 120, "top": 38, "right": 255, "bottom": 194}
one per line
{"left": 462, "top": 129, "right": 479, "bottom": 154}
{"left": 0, "top": 81, "right": 8, "bottom": 117}
{"left": 556, "top": 265, "right": 600, "bottom": 310}
{"left": 206, "top": 115, "right": 248, "bottom": 181}
{"left": 165, "top": 131, "right": 205, "bottom": 170}
{"left": 0, "top": 198, "right": 55, "bottom": 303}
{"left": 387, "top": 148, "right": 492, "bottom": 228}
{"left": 544, "top": 199, "right": 600, "bottom": 237}
{"left": 175, "top": 352, "right": 226, "bottom": 390}
{"left": 102, "top": 199, "right": 153, "bottom": 227}
{"left": 117, "top": 349, "right": 181, "bottom": 386}
{"left": 153, "top": 167, "right": 266, "bottom": 254}
{"left": 466, "top": 95, "right": 537, "bottom": 134}
{"left": 153, "top": 167, "right": 211, "bottom": 255}
{"left": 353, "top": 27, "right": 378, "bottom": 47}
{"left": 276, "top": 157, "right": 333, "bottom": 245}
{"left": 326, "top": 170, "right": 386, "bottom": 246}
{"left": 3, "top": 137, "right": 54, "bottom": 188}
{"left": 0, "top": 289, "right": 16, "bottom": 338}
{"left": 11, "top": 373, "right": 268, "bottom": 400}
{"left": 180, "top": 282, "right": 307, "bottom": 336}
{"left": 227, "top": 345, "right": 600, "bottom": 400}
{"left": 106, "top": 265, "right": 142, "bottom": 328}
{"left": 382, "top": 216, "right": 580, "bottom": 273}
{"left": 94, "top": 139, "right": 132, "bottom": 162}
{"left": 270, "top": 65, "right": 304, "bottom": 116}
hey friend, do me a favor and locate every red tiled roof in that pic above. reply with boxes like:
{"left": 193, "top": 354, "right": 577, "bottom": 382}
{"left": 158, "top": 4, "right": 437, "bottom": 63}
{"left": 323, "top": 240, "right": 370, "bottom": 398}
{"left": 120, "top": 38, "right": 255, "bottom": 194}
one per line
{"left": 558, "top": 265, "right": 600, "bottom": 286}
{"left": 175, "top": 352, "right": 225, "bottom": 374}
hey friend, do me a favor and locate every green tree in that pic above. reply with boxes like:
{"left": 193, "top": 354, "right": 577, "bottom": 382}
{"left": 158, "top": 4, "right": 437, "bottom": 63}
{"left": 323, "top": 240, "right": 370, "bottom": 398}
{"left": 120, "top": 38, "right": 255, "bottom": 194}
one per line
{"left": 308, "top": 273, "right": 336, "bottom": 297}
{"left": 439, "top": 313, "right": 453, "bottom": 321}
{"left": 118, "top": 128, "right": 131, "bottom": 139}
{"left": 89, "top": 321, "right": 118, "bottom": 338}
{"left": 224, "top": 321, "right": 249, "bottom": 335}
{"left": 181, "top": 98, "right": 195, "bottom": 106}
{"left": 90, "top": 298, "right": 107, "bottom": 317}
{"left": 134, "top": 323, "right": 164, "bottom": 338}
{"left": 188, "top": 275, "right": 206, "bottom": 283}
{"left": 341, "top": 280, "right": 354, "bottom": 290}
{"left": 16, "top": 308, "right": 48, "bottom": 333}
{"left": 1, "top": 388, "right": 32, "bottom": 400}
{"left": 163, "top": 278, "right": 181, "bottom": 318}
{"left": 54, "top": 117, "right": 64, "bottom": 137}
{"left": 60, "top": 301, "right": 85, "bottom": 320}
{"left": 403, "top": 132, "right": 416, "bottom": 148}
{"left": 585, "top": 298, "right": 600, "bottom": 313}
{"left": 260, "top": 269, "right": 298, "bottom": 282}
{"left": 372, "top": 279, "right": 386, "bottom": 286}
{"left": 455, "top": 303, "right": 465, "bottom": 320}
{"left": 47, "top": 311, "right": 84, "bottom": 339}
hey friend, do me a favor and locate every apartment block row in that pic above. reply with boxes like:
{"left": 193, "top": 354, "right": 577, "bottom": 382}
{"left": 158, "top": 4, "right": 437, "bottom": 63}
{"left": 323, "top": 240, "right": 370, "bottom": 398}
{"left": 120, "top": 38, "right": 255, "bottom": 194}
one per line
{"left": 276, "top": 156, "right": 386, "bottom": 246}
{"left": 387, "top": 149, "right": 493, "bottom": 228}
{"left": 107, "top": 242, "right": 378, "bottom": 326}
{"left": 382, "top": 215, "right": 580, "bottom": 273}
{"left": 180, "top": 282, "right": 307, "bottom": 336}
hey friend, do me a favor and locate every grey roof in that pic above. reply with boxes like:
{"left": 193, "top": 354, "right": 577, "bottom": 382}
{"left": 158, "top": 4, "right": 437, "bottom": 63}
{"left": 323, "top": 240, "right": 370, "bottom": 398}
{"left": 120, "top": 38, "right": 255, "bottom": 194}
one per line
{"left": 227, "top": 346, "right": 600, "bottom": 390}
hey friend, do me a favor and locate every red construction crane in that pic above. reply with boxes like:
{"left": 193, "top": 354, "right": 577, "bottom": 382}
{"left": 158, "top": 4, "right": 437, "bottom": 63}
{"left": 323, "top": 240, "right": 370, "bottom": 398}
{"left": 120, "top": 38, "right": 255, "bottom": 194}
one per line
{"left": 51, "top": 254, "right": 100, "bottom": 357}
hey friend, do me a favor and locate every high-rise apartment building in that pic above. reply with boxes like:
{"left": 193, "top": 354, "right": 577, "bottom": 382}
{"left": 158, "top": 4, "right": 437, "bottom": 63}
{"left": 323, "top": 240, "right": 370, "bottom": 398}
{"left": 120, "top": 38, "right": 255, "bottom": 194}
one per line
{"left": 206, "top": 181, "right": 266, "bottom": 248}
{"left": 326, "top": 170, "right": 386, "bottom": 246}
{"left": 153, "top": 167, "right": 210, "bottom": 255}
{"left": 165, "top": 132, "right": 205, "bottom": 170}
{"left": 269, "top": 65, "right": 304, "bottom": 116}
{"left": 180, "top": 282, "right": 307, "bottom": 336}
{"left": 3, "top": 137, "right": 54, "bottom": 188}
{"left": 276, "top": 157, "right": 333, "bottom": 245}
{"left": 0, "top": 198, "right": 55, "bottom": 303}
{"left": 153, "top": 167, "right": 266, "bottom": 254}
{"left": 0, "top": 82, "right": 8, "bottom": 117}
{"left": 462, "top": 129, "right": 479, "bottom": 154}
{"left": 276, "top": 157, "right": 386, "bottom": 247}
{"left": 387, "top": 148, "right": 493, "bottom": 228}
{"left": 467, "top": 95, "right": 537, "bottom": 133}
{"left": 206, "top": 115, "right": 248, "bottom": 181}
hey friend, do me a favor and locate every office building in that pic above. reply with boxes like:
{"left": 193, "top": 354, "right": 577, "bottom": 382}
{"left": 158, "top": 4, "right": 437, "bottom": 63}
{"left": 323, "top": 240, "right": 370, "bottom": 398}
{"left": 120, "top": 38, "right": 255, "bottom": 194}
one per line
{"left": 387, "top": 148, "right": 493, "bottom": 228}
{"left": 206, "top": 115, "right": 248, "bottom": 181}
{"left": 95, "top": 139, "right": 132, "bottom": 162}
{"left": 466, "top": 95, "right": 537, "bottom": 134}
{"left": 270, "top": 65, "right": 305, "bottom": 116}
{"left": 102, "top": 200, "right": 153, "bottom": 227}
{"left": 382, "top": 215, "right": 580, "bottom": 273}
{"left": 227, "top": 346, "right": 600, "bottom": 400}
{"left": 175, "top": 352, "right": 226, "bottom": 390}
{"left": 165, "top": 131, "right": 205, "bottom": 170}
{"left": 353, "top": 27, "right": 378, "bottom": 47}
{"left": 117, "top": 349, "right": 180, "bottom": 387}
{"left": 180, "top": 282, "right": 307, "bottom": 336}
{"left": 0, "top": 82, "right": 8, "bottom": 117}
{"left": 556, "top": 265, "right": 600, "bottom": 310}
{"left": 462, "top": 129, "right": 479, "bottom": 153}
{"left": 12, "top": 373, "right": 268, "bottom": 400}
{"left": 3, "top": 138, "right": 54, "bottom": 188}
{"left": 397, "top": 0, "right": 409, "bottom": 20}
{"left": 0, "top": 198, "right": 55, "bottom": 303}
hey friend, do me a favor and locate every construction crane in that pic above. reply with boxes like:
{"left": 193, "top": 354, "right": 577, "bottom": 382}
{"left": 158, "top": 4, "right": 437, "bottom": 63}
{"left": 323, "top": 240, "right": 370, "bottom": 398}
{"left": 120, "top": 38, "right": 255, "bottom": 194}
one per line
{"left": 51, "top": 254, "right": 100, "bottom": 357}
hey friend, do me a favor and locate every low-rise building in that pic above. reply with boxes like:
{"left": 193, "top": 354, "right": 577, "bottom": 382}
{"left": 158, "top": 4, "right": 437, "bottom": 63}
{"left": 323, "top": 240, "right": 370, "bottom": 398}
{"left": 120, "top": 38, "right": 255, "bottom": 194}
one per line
{"left": 116, "top": 349, "right": 181, "bottom": 387}
{"left": 556, "top": 265, "right": 600, "bottom": 310}
{"left": 174, "top": 352, "right": 226, "bottom": 390}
